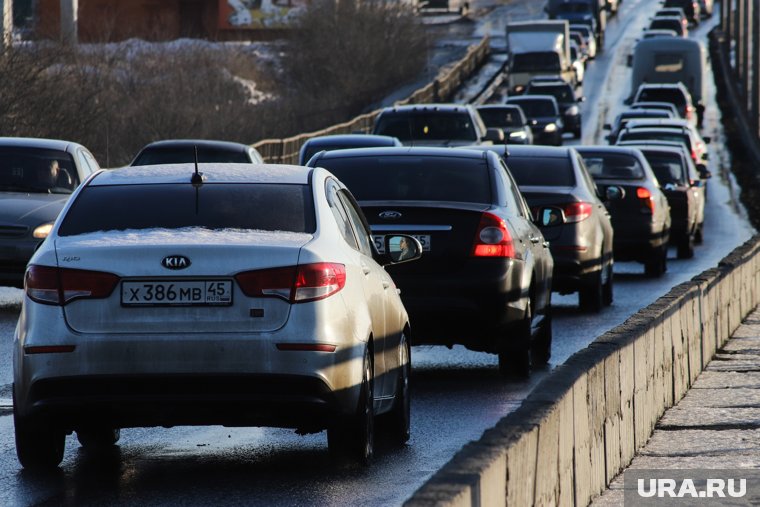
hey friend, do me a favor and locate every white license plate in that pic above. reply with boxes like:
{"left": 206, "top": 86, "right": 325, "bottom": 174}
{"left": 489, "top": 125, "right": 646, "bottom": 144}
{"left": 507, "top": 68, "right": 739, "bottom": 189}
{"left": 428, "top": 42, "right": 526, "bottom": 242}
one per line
{"left": 373, "top": 235, "right": 431, "bottom": 254}
{"left": 121, "top": 280, "right": 233, "bottom": 306}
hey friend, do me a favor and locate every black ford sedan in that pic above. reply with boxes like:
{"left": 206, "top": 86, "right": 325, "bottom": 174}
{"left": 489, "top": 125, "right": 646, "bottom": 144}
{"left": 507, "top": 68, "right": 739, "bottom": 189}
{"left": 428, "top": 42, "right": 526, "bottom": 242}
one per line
{"left": 309, "top": 147, "right": 554, "bottom": 376}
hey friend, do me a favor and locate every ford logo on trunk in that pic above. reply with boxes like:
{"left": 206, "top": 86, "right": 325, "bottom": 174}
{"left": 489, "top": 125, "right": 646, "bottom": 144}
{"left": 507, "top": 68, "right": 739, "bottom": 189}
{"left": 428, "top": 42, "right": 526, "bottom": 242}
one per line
{"left": 379, "top": 211, "right": 402, "bottom": 220}
{"left": 162, "top": 255, "right": 191, "bottom": 270}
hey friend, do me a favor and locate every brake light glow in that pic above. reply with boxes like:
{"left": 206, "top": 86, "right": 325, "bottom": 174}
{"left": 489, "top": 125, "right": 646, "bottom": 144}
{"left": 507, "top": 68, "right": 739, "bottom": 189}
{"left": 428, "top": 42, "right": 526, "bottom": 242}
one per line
{"left": 25, "top": 265, "right": 119, "bottom": 306}
{"left": 236, "top": 263, "right": 346, "bottom": 303}
{"left": 24, "top": 345, "right": 76, "bottom": 354}
{"left": 563, "top": 202, "right": 593, "bottom": 223}
{"left": 276, "top": 343, "right": 337, "bottom": 352}
{"left": 636, "top": 187, "right": 655, "bottom": 214}
{"left": 471, "top": 212, "right": 515, "bottom": 258}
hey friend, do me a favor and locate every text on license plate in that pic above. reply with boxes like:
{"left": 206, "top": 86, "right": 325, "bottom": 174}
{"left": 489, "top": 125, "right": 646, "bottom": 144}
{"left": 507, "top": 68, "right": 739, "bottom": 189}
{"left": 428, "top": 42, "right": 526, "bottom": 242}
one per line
{"left": 121, "top": 280, "right": 233, "bottom": 306}
{"left": 373, "top": 235, "right": 431, "bottom": 254}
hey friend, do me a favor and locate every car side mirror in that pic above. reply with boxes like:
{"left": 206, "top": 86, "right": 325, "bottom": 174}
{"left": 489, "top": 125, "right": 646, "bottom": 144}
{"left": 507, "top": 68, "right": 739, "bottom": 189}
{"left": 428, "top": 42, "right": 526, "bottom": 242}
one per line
{"left": 605, "top": 185, "right": 625, "bottom": 201}
{"left": 603, "top": 123, "right": 612, "bottom": 130}
{"left": 578, "top": 96, "right": 586, "bottom": 102}
{"left": 703, "top": 136, "right": 711, "bottom": 144}
{"left": 535, "top": 206, "right": 565, "bottom": 227}
{"left": 383, "top": 234, "right": 422, "bottom": 265}
{"left": 697, "top": 164, "right": 712, "bottom": 179}
{"left": 623, "top": 97, "right": 632, "bottom": 105}
{"left": 482, "top": 128, "right": 505, "bottom": 144}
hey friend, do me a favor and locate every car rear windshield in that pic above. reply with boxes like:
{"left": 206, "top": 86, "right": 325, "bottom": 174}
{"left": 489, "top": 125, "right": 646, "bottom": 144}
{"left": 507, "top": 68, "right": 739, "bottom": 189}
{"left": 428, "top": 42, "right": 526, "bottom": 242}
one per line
{"left": 512, "top": 52, "right": 562, "bottom": 73}
{"left": 618, "top": 130, "right": 690, "bottom": 147}
{"left": 636, "top": 89, "right": 687, "bottom": 109}
{"left": 58, "top": 183, "right": 316, "bottom": 236}
{"left": 374, "top": 112, "right": 477, "bottom": 142}
{"left": 505, "top": 156, "right": 576, "bottom": 186}
{"left": 316, "top": 156, "right": 492, "bottom": 203}
{"left": 526, "top": 84, "right": 575, "bottom": 104}
{"left": 580, "top": 153, "right": 646, "bottom": 180}
{"left": 649, "top": 19, "right": 682, "bottom": 33}
{"left": 478, "top": 108, "right": 524, "bottom": 127}
{"left": 639, "top": 152, "right": 686, "bottom": 185}
{"left": 508, "top": 99, "right": 558, "bottom": 117}
{"left": 132, "top": 147, "right": 250, "bottom": 166}
{"left": 0, "top": 147, "right": 79, "bottom": 194}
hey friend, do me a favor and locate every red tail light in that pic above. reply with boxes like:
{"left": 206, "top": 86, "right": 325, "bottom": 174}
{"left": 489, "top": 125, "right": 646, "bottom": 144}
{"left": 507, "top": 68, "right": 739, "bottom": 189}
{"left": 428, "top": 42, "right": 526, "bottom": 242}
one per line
{"left": 235, "top": 263, "right": 346, "bottom": 303}
{"left": 25, "top": 265, "right": 119, "bottom": 306}
{"left": 471, "top": 212, "right": 515, "bottom": 258}
{"left": 563, "top": 202, "right": 593, "bottom": 223}
{"left": 636, "top": 187, "right": 655, "bottom": 214}
{"left": 690, "top": 149, "right": 698, "bottom": 163}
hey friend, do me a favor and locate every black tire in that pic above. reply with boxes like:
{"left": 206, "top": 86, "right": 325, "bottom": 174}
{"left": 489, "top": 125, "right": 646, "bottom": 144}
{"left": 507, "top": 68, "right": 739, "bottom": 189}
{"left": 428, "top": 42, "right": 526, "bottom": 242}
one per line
{"left": 531, "top": 311, "right": 552, "bottom": 365}
{"left": 381, "top": 333, "right": 410, "bottom": 446}
{"left": 677, "top": 233, "right": 695, "bottom": 259}
{"left": 14, "top": 393, "right": 65, "bottom": 470}
{"left": 77, "top": 428, "right": 121, "bottom": 449}
{"left": 602, "top": 262, "right": 613, "bottom": 306}
{"left": 644, "top": 246, "right": 667, "bottom": 277}
{"left": 498, "top": 303, "right": 531, "bottom": 378}
{"left": 579, "top": 271, "right": 603, "bottom": 312}
{"left": 328, "top": 346, "right": 374, "bottom": 464}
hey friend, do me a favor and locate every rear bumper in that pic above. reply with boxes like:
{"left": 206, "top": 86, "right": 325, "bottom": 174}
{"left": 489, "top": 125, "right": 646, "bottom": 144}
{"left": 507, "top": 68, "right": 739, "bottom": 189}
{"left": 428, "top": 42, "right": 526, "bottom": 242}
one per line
{"left": 550, "top": 250, "right": 605, "bottom": 294}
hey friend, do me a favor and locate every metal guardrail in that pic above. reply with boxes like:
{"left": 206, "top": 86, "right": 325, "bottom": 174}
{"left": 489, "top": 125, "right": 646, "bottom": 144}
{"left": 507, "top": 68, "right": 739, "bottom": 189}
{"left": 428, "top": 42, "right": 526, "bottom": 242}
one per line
{"left": 253, "top": 35, "right": 491, "bottom": 164}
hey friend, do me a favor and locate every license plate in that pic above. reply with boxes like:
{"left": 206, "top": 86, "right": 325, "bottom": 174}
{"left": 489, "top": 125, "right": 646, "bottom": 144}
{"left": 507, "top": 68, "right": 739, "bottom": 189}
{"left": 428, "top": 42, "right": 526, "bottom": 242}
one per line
{"left": 373, "top": 235, "right": 431, "bottom": 254}
{"left": 121, "top": 280, "right": 233, "bottom": 306}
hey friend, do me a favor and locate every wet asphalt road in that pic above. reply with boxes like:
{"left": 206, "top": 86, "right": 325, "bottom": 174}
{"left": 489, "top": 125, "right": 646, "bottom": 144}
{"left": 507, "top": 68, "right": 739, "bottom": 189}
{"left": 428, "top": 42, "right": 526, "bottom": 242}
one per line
{"left": 0, "top": 2, "right": 755, "bottom": 506}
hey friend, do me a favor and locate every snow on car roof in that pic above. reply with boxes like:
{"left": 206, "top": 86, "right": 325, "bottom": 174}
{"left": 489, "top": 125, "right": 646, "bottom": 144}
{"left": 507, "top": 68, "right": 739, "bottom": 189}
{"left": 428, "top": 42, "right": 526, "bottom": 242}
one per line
{"left": 55, "top": 227, "right": 313, "bottom": 246}
{"left": 91, "top": 163, "right": 311, "bottom": 186}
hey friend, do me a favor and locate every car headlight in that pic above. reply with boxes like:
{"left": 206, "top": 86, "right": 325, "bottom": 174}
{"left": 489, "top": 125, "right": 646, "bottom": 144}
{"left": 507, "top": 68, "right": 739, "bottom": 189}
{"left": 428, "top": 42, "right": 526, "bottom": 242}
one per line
{"left": 566, "top": 105, "right": 580, "bottom": 116}
{"left": 509, "top": 130, "right": 527, "bottom": 139}
{"left": 544, "top": 123, "right": 557, "bottom": 133}
{"left": 33, "top": 223, "right": 53, "bottom": 239}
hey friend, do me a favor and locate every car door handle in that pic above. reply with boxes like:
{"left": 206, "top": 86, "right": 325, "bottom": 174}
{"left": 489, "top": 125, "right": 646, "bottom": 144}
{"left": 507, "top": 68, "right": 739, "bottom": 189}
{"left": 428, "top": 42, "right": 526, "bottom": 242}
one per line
{"left": 543, "top": 241, "right": 550, "bottom": 248}
{"left": 361, "top": 264, "right": 371, "bottom": 275}
{"left": 529, "top": 236, "right": 541, "bottom": 244}
{"left": 382, "top": 280, "right": 391, "bottom": 289}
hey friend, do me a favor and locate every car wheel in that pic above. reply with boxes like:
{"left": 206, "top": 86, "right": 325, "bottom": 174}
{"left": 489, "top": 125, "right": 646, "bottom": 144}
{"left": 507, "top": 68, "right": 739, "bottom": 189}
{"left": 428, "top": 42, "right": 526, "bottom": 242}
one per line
{"left": 380, "top": 332, "right": 410, "bottom": 446}
{"left": 677, "top": 233, "right": 695, "bottom": 259}
{"left": 14, "top": 393, "right": 65, "bottom": 470}
{"left": 579, "top": 270, "right": 603, "bottom": 312}
{"left": 328, "top": 346, "right": 374, "bottom": 464}
{"left": 498, "top": 303, "right": 531, "bottom": 378}
{"left": 644, "top": 246, "right": 667, "bottom": 277}
{"left": 530, "top": 310, "right": 552, "bottom": 365}
{"left": 77, "top": 428, "right": 121, "bottom": 449}
{"left": 602, "top": 262, "right": 613, "bottom": 306}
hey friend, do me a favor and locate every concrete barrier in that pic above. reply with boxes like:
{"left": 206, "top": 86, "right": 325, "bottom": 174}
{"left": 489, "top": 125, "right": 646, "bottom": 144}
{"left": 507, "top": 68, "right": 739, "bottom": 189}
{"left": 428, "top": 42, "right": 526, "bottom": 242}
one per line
{"left": 404, "top": 236, "right": 760, "bottom": 507}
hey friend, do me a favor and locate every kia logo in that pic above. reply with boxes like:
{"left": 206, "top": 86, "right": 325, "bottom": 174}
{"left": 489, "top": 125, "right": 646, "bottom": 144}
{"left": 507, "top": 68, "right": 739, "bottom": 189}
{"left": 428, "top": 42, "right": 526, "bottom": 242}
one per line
{"left": 379, "top": 211, "right": 402, "bottom": 220}
{"left": 162, "top": 255, "right": 191, "bottom": 270}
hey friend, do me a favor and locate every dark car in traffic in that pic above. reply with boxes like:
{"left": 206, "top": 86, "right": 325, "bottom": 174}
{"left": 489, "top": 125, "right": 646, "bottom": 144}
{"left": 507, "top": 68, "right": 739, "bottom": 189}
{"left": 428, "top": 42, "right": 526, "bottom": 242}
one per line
{"left": 576, "top": 146, "right": 672, "bottom": 276}
{"left": 524, "top": 80, "right": 584, "bottom": 138}
{"left": 0, "top": 137, "right": 100, "bottom": 286}
{"left": 130, "top": 139, "right": 264, "bottom": 166}
{"left": 629, "top": 144, "right": 705, "bottom": 258}
{"left": 604, "top": 108, "right": 675, "bottom": 144}
{"left": 297, "top": 134, "right": 402, "bottom": 165}
{"left": 469, "top": 145, "right": 615, "bottom": 312}
{"left": 308, "top": 147, "right": 554, "bottom": 376}
{"left": 476, "top": 104, "right": 534, "bottom": 144}
{"left": 506, "top": 95, "right": 564, "bottom": 146}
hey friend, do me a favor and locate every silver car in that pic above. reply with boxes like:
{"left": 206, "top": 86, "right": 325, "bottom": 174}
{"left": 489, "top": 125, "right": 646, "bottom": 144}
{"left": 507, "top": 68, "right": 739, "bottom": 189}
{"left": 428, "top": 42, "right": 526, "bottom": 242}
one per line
{"left": 13, "top": 163, "right": 419, "bottom": 469}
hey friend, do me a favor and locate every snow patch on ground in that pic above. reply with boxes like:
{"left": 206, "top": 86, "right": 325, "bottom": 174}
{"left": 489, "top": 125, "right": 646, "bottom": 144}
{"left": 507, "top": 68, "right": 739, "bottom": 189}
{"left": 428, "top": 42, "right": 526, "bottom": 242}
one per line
{"left": 0, "top": 287, "right": 23, "bottom": 309}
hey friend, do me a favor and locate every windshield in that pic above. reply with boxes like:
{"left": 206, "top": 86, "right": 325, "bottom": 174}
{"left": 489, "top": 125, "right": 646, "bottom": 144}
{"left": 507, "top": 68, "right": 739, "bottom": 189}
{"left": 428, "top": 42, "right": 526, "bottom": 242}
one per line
{"left": 132, "top": 146, "right": 250, "bottom": 166}
{"left": 640, "top": 152, "right": 686, "bottom": 185}
{"left": 636, "top": 89, "right": 687, "bottom": 108}
{"left": 508, "top": 99, "right": 558, "bottom": 117}
{"left": 512, "top": 52, "right": 561, "bottom": 73}
{"left": 527, "top": 84, "right": 575, "bottom": 103}
{"left": 59, "top": 183, "right": 315, "bottom": 236}
{"left": 506, "top": 156, "right": 576, "bottom": 186}
{"left": 478, "top": 108, "right": 525, "bottom": 127}
{"left": 0, "top": 147, "right": 78, "bottom": 194}
{"left": 316, "top": 156, "right": 492, "bottom": 204}
{"left": 558, "top": 3, "right": 592, "bottom": 13}
{"left": 580, "top": 153, "right": 646, "bottom": 180}
{"left": 374, "top": 112, "right": 477, "bottom": 142}
{"left": 618, "top": 130, "right": 691, "bottom": 148}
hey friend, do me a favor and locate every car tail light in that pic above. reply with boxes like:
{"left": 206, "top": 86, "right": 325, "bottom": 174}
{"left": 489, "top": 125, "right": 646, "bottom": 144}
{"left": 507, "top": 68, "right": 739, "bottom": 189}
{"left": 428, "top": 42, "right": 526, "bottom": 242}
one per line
{"left": 690, "top": 149, "right": 698, "bottom": 163}
{"left": 685, "top": 105, "right": 694, "bottom": 121}
{"left": 25, "top": 265, "right": 120, "bottom": 306}
{"left": 471, "top": 212, "right": 515, "bottom": 258}
{"left": 235, "top": 263, "right": 346, "bottom": 304}
{"left": 563, "top": 202, "right": 593, "bottom": 223}
{"left": 636, "top": 187, "right": 655, "bottom": 214}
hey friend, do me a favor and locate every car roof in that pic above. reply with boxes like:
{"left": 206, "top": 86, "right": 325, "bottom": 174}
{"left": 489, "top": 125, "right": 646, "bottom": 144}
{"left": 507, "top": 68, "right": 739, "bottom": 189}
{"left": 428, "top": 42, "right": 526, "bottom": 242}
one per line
{"left": 641, "top": 29, "right": 679, "bottom": 38}
{"left": 0, "top": 137, "right": 79, "bottom": 152}
{"left": 90, "top": 163, "right": 312, "bottom": 186}
{"left": 630, "top": 144, "right": 688, "bottom": 157}
{"left": 302, "top": 134, "right": 401, "bottom": 147}
{"left": 310, "top": 146, "right": 489, "bottom": 161}
{"left": 507, "top": 95, "right": 559, "bottom": 104}
{"left": 378, "top": 104, "right": 474, "bottom": 115}
{"left": 575, "top": 146, "right": 644, "bottom": 157}
{"left": 477, "top": 104, "right": 523, "bottom": 111}
{"left": 499, "top": 145, "right": 575, "bottom": 158}
{"left": 140, "top": 139, "right": 252, "bottom": 152}
{"left": 625, "top": 118, "right": 691, "bottom": 128}
{"left": 636, "top": 82, "right": 689, "bottom": 92}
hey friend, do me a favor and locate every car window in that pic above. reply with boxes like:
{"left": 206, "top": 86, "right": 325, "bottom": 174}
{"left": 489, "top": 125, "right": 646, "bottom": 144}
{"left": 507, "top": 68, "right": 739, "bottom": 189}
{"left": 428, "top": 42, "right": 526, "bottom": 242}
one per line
{"left": 576, "top": 155, "right": 599, "bottom": 194}
{"left": 511, "top": 52, "right": 561, "bottom": 73}
{"left": 478, "top": 108, "right": 524, "bottom": 127}
{"left": 499, "top": 160, "right": 526, "bottom": 216}
{"left": 0, "top": 147, "right": 78, "bottom": 194}
{"left": 374, "top": 112, "right": 477, "bottom": 142}
{"left": 580, "top": 152, "right": 646, "bottom": 180}
{"left": 317, "top": 155, "right": 492, "bottom": 204}
{"left": 82, "top": 150, "right": 100, "bottom": 173}
{"left": 640, "top": 152, "right": 687, "bottom": 185}
{"left": 508, "top": 99, "right": 557, "bottom": 117}
{"left": 325, "top": 179, "right": 359, "bottom": 249}
{"left": 59, "top": 183, "right": 316, "bottom": 236}
{"left": 506, "top": 156, "right": 576, "bottom": 187}
{"left": 618, "top": 130, "right": 690, "bottom": 147}
{"left": 132, "top": 147, "right": 250, "bottom": 166}
{"left": 337, "top": 190, "right": 374, "bottom": 257}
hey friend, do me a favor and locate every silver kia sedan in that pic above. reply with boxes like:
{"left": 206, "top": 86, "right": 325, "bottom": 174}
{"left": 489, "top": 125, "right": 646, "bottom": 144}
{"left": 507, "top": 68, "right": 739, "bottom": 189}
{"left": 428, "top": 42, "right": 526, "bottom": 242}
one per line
{"left": 13, "top": 163, "right": 420, "bottom": 469}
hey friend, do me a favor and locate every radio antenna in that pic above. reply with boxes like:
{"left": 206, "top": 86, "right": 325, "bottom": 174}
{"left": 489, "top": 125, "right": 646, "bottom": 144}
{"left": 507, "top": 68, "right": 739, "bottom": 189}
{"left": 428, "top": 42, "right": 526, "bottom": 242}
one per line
{"left": 191, "top": 145, "right": 203, "bottom": 186}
